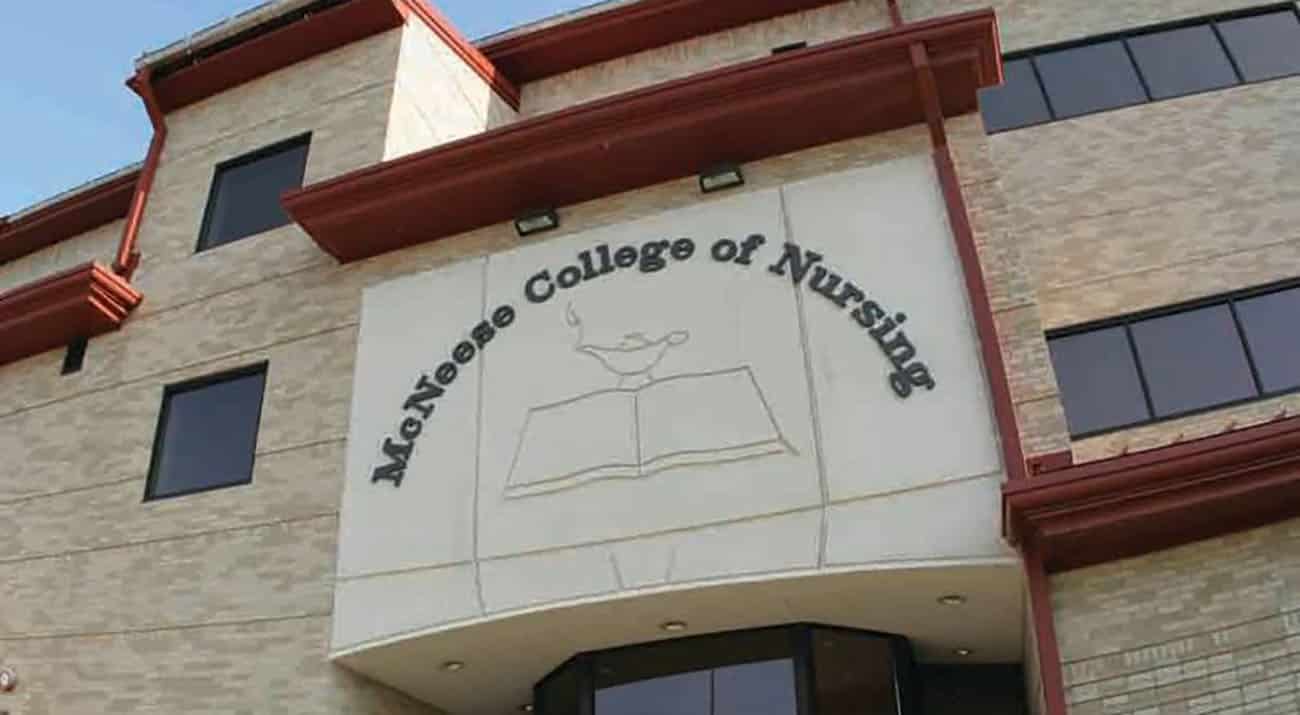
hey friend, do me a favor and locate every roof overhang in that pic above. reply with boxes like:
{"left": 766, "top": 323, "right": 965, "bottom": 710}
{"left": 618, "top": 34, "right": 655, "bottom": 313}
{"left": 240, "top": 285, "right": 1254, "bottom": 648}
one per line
{"left": 283, "top": 9, "right": 1001, "bottom": 263}
{"left": 1004, "top": 415, "right": 1300, "bottom": 572}
{"left": 0, "top": 262, "right": 143, "bottom": 367}
{"left": 143, "top": 0, "right": 518, "bottom": 113}
{"left": 0, "top": 169, "right": 139, "bottom": 265}
{"left": 480, "top": 0, "right": 852, "bottom": 83}
{"left": 335, "top": 562, "right": 1022, "bottom": 715}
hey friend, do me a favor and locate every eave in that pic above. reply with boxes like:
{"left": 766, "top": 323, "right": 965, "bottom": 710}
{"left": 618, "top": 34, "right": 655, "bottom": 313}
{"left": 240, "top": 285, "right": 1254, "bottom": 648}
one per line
{"left": 480, "top": 0, "right": 850, "bottom": 83}
{"left": 284, "top": 9, "right": 1001, "bottom": 263}
{"left": 0, "top": 169, "right": 139, "bottom": 265}
{"left": 0, "top": 262, "right": 143, "bottom": 367}
{"left": 148, "top": 0, "right": 518, "bottom": 113}
{"left": 1004, "top": 415, "right": 1300, "bottom": 573}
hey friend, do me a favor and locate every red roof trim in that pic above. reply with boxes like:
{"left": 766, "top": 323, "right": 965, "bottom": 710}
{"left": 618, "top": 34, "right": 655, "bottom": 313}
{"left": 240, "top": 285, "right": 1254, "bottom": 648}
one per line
{"left": 481, "top": 0, "right": 848, "bottom": 83}
{"left": 284, "top": 10, "right": 1000, "bottom": 263}
{"left": 149, "top": 0, "right": 518, "bottom": 113}
{"left": 152, "top": 0, "right": 404, "bottom": 112}
{"left": 0, "top": 170, "right": 140, "bottom": 265}
{"left": 0, "top": 262, "right": 143, "bottom": 367}
{"left": 1004, "top": 415, "right": 1300, "bottom": 572}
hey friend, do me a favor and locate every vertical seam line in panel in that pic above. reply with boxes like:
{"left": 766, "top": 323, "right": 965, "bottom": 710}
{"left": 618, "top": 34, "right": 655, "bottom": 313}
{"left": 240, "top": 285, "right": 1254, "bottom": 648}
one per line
{"left": 778, "top": 187, "right": 833, "bottom": 569}
{"left": 472, "top": 255, "right": 489, "bottom": 614}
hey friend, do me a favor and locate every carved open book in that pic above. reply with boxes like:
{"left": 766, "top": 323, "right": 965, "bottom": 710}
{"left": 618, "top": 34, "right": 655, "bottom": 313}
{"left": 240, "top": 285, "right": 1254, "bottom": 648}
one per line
{"left": 505, "top": 367, "right": 793, "bottom": 498}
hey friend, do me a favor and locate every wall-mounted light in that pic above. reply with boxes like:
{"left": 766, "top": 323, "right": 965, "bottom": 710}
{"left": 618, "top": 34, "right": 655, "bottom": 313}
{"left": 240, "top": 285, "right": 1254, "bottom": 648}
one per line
{"left": 515, "top": 208, "right": 560, "bottom": 237}
{"left": 698, "top": 163, "right": 745, "bottom": 194}
{"left": 771, "top": 41, "right": 808, "bottom": 55}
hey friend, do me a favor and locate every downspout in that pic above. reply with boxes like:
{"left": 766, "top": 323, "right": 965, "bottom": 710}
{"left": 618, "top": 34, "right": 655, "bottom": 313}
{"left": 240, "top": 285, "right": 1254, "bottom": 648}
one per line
{"left": 114, "top": 68, "right": 167, "bottom": 280}
{"left": 889, "top": 2, "right": 1067, "bottom": 713}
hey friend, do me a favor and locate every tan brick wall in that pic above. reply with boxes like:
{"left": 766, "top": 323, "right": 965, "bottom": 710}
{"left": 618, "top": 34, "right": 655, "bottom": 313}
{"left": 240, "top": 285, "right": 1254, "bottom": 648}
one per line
{"left": 516, "top": 0, "right": 890, "bottom": 117}
{"left": 0, "top": 98, "right": 943, "bottom": 713}
{"left": 1052, "top": 517, "right": 1300, "bottom": 715}
{"left": 9, "top": 1, "right": 1297, "bottom": 711}
{"left": 384, "top": 19, "right": 517, "bottom": 160}
{"left": 0, "top": 219, "right": 123, "bottom": 294}
{"left": 979, "top": 0, "right": 1300, "bottom": 462}
{"left": 905, "top": 0, "right": 1273, "bottom": 52}
{"left": 953, "top": 114, "right": 1071, "bottom": 458}
{"left": 0, "top": 24, "right": 427, "bottom": 715}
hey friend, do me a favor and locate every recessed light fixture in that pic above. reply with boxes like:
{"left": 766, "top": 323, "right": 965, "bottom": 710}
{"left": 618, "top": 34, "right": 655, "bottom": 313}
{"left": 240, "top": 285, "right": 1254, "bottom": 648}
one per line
{"left": 519, "top": 704, "right": 534, "bottom": 712}
{"left": 440, "top": 660, "right": 466, "bottom": 672}
{"left": 953, "top": 648, "right": 974, "bottom": 657}
{"left": 660, "top": 620, "right": 689, "bottom": 632}
{"left": 514, "top": 208, "right": 560, "bottom": 237}
{"left": 937, "top": 594, "right": 967, "bottom": 606}
{"left": 698, "top": 163, "right": 745, "bottom": 194}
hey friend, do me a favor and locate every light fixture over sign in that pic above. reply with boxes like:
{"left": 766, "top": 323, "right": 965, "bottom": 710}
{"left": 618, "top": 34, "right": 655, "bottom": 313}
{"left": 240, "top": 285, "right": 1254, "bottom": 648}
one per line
{"left": 515, "top": 208, "right": 560, "bottom": 237}
{"left": 698, "top": 163, "right": 745, "bottom": 193}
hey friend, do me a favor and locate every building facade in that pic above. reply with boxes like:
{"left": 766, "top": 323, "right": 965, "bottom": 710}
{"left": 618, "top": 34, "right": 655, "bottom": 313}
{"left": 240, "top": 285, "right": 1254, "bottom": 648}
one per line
{"left": 1, "top": 1, "right": 1299, "bottom": 713}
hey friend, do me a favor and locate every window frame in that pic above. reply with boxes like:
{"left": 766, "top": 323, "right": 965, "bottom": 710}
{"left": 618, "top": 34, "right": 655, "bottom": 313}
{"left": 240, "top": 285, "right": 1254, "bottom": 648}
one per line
{"left": 1030, "top": 39, "right": 1151, "bottom": 120}
{"left": 1214, "top": 7, "right": 1300, "bottom": 82}
{"left": 984, "top": 3, "right": 1300, "bottom": 134}
{"left": 1047, "top": 277, "right": 1300, "bottom": 439}
{"left": 1046, "top": 325, "right": 1154, "bottom": 437}
{"left": 143, "top": 361, "right": 269, "bottom": 501}
{"left": 977, "top": 57, "right": 1057, "bottom": 133}
{"left": 534, "top": 623, "right": 917, "bottom": 715}
{"left": 194, "top": 133, "right": 311, "bottom": 253}
{"left": 1123, "top": 23, "right": 1241, "bottom": 101}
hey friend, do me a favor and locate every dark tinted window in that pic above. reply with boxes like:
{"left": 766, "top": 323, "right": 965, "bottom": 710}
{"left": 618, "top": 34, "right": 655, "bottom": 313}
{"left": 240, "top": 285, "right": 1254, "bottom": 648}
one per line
{"left": 1129, "top": 305, "right": 1256, "bottom": 417}
{"left": 1217, "top": 10, "right": 1300, "bottom": 82}
{"left": 1235, "top": 288, "right": 1300, "bottom": 393}
{"left": 537, "top": 659, "right": 583, "bottom": 715}
{"left": 593, "top": 633, "right": 796, "bottom": 715}
{"left": 1048, "top": 327, "right": 1151, "bottom": 435}
{"left": 539, "top": 625, "right": 908, "bottom": 715}
{"left": 198, "top": 136, "right": 310, "bottom": 251}
{"left": 978, "top": 58, "right": 1053, "bottom": 133}
{"left": 813, "top": 628, "right": 899, "bottom": 715}
{"left": 596, "top": 671, "right": 711, "bottom": 715}
{"left": 1034, "top": 41, "right": 1148, "bottom": 119}
{"left": 61, "top": 336, "right": 88, "bottom": 375}
{"left": 1128, "top": 25, "right": 1240, "bottom": 99}
{"left": 146, "top": 365, "right": 267, "bottom": 500}
{"left": 919, "top": 665, "right": 1028, "bottom": 715}
{"left": 713, "top": 660, "right": 796, "bottom": 715}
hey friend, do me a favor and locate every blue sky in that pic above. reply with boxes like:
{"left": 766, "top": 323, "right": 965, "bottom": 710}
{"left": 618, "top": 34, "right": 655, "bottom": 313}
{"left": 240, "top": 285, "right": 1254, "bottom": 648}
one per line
{"left": 0, "top": 1, "right": 591, "bottom": 215}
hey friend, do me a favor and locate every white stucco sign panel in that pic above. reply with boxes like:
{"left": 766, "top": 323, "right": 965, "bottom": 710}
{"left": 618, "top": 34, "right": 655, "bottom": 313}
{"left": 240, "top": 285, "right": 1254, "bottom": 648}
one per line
{"left": 335, "top": 155, "right": 1006, "bottom": 651}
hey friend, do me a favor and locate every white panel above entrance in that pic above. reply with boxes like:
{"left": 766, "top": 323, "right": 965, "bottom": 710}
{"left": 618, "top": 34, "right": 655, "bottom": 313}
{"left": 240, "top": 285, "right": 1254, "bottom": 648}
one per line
{"left": 334, "top": 153, "right": 1014, "bottom": 711}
